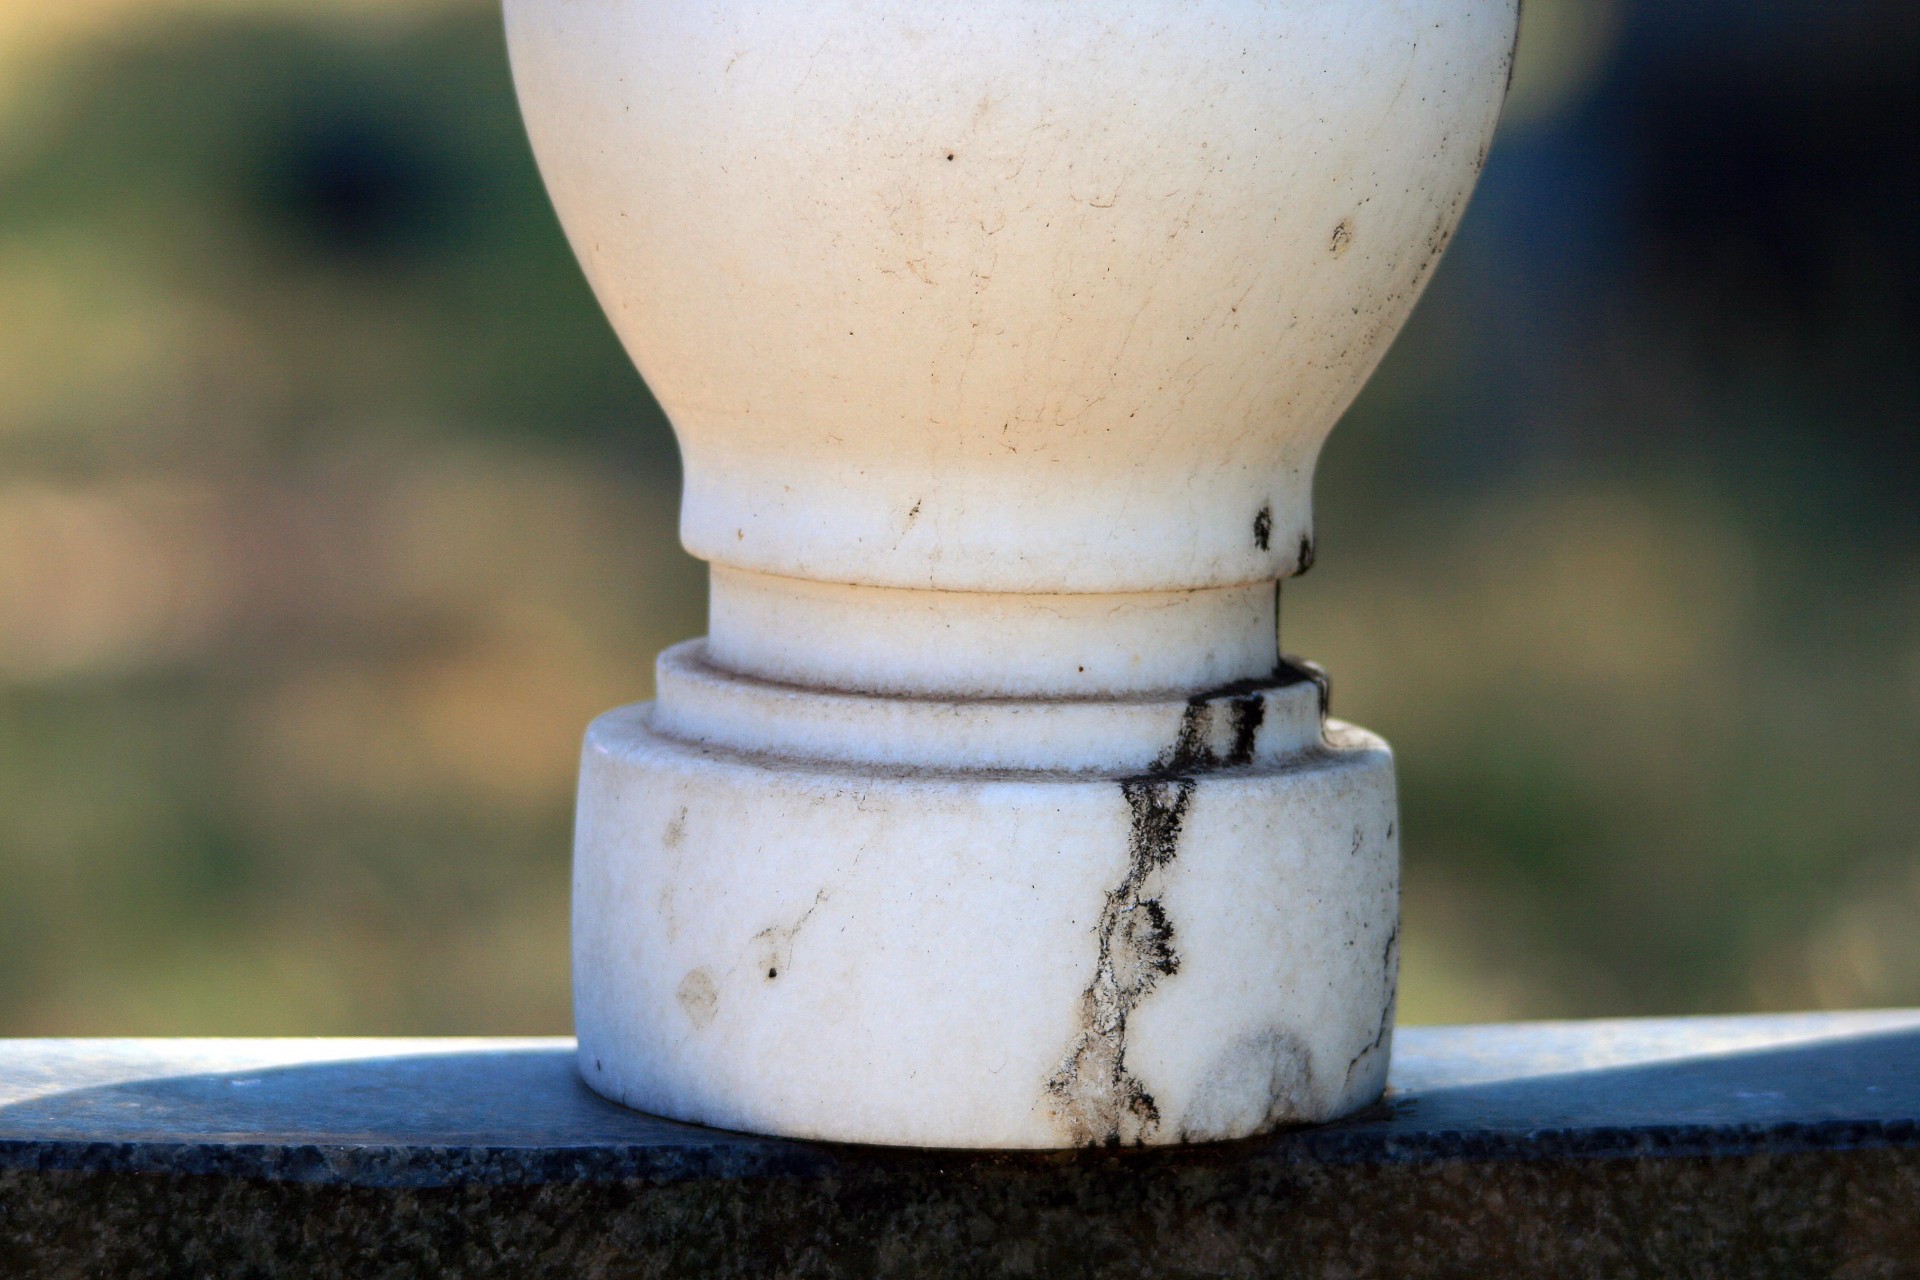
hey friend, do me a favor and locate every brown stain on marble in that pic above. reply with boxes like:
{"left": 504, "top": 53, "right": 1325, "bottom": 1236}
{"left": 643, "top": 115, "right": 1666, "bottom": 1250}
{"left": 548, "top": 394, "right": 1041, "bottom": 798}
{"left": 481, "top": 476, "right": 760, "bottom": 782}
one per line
{"left": 676, "top": 967, "right": 719, "bottom": 1029}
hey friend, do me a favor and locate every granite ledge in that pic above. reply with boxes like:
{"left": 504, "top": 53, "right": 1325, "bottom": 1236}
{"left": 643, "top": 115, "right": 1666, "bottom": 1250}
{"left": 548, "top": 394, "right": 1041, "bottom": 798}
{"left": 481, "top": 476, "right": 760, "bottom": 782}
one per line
{"left": 1, "top": 1011, "right": 1917, "bottom": 1186}
{"left": 3, "top": 1012, "right": 1918, "bottom": 1279}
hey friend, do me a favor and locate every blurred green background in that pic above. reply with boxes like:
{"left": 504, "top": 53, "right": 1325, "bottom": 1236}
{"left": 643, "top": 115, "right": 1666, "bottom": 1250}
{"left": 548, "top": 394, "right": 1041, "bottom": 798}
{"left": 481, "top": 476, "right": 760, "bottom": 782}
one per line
{"left": 1, "top": 0, "right": 1915, "bottom": 1035}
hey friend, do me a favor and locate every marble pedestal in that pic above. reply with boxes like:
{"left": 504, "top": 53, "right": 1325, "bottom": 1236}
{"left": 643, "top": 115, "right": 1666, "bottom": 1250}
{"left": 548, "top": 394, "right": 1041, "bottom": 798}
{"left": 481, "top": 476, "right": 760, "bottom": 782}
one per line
{"left": 575, "top": 644, "right": 1397, "bottom": 1147}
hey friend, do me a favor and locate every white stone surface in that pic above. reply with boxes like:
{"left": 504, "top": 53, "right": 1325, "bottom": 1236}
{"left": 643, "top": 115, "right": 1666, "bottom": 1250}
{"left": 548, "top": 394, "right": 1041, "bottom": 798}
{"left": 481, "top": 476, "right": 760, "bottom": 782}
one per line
{"left": 708, "top": 568, "right": 1278, "bottom": 698}
{"left": 652, "top": 640, "right": 1326, "bottom": 775}
{"left": 576, "top": 692, "right": 1398, "bottom": 1148}
{"left": 506, "top": 0, "right": 1518, "bottom": 593}
{"left": 504, "top": 0, "right": 1516, "bottom": 1147}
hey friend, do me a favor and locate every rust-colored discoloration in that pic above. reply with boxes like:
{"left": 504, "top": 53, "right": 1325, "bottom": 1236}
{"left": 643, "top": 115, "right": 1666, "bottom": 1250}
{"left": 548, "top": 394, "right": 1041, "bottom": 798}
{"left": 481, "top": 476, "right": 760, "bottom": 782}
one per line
{"left": 676, "top": 967, "right": 720, "bottom": 1029}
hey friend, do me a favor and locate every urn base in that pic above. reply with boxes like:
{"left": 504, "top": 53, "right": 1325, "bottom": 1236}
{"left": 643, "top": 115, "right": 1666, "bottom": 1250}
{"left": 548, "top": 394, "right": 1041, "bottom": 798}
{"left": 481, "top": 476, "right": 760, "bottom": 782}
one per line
{"left": 572, "top": 652, "right": 1398, "bottom": 1149}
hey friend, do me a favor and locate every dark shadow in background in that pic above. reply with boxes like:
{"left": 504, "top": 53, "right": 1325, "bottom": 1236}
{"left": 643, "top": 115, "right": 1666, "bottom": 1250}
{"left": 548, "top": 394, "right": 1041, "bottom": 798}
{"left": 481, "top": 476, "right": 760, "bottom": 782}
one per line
{"left": 0, "top": 9, "right": 677, "bottom": 461}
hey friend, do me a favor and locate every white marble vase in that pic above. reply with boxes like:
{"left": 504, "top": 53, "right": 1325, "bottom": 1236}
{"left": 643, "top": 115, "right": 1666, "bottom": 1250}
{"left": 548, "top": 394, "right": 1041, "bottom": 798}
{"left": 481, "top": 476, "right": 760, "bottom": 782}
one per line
{"left": 504, "top": 0, "right": 1518, "bottom": 1148}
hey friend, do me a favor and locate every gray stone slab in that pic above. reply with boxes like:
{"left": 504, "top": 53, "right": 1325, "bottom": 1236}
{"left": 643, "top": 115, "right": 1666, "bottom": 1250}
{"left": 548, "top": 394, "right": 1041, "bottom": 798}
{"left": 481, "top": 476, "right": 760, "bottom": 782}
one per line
{"left": 3, "top": 1012, "right": 1918, "bottom": 1277}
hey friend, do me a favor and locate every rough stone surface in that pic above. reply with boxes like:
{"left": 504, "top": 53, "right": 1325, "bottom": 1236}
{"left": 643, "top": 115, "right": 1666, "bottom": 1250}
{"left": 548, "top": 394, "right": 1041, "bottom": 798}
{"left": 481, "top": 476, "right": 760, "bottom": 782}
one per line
{"left": 3, "top": 1012, "right": 1917, "bottom": 1277}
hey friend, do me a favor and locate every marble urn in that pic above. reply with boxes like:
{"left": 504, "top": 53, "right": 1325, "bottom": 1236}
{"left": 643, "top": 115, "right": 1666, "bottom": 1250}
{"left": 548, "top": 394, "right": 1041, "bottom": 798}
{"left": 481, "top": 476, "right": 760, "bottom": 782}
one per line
{"left": 504, "top": 0, "right": 1518, "bottom": 1147}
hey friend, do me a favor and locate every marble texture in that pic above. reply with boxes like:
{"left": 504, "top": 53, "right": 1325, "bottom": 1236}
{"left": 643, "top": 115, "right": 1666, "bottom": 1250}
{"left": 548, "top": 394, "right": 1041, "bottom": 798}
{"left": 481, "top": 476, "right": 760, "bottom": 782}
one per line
{"left": 577, "top": 684, "right": 1397, "bottom": 1147}
{"left": 648, "top": 641, "right": 1329, "bottom": 773}
{"left": 502, "top": 0, "right": 1518, "bottom": 1146}
{"left": 705, "top": 568, "right": 1280, "bottom": 699}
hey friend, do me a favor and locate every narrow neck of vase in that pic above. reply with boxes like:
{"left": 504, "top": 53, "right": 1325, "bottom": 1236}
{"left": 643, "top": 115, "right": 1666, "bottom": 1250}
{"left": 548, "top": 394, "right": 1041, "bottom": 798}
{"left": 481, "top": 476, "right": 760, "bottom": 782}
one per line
{"left": 704, "top": 566, "right": 1281, "bottom": 700}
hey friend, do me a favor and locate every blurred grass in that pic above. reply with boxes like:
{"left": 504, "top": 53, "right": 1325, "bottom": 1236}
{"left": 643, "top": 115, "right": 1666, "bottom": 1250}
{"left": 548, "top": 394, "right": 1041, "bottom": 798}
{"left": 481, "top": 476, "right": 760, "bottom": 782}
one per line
{"left": 0, "top": 0, "right": 1915, "bottom": 1034}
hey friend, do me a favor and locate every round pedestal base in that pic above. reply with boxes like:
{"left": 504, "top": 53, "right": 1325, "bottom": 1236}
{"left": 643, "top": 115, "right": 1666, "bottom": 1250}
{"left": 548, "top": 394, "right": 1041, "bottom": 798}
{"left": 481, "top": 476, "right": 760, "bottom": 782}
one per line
{"left": 572, "top": 691, "right": 1398, "bottom": 1148}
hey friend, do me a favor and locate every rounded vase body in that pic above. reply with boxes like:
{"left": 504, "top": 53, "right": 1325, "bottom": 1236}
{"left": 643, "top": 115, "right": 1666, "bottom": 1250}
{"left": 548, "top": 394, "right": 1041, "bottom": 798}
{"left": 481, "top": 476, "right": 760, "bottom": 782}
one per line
{"left": 505, "top": 0, "right": 1518, "bottom": 593}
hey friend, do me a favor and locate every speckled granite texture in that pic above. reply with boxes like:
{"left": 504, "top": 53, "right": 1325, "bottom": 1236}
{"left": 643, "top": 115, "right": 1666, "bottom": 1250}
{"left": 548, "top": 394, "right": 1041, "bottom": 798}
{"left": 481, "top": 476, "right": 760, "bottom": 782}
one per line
{"left": 3, "top": 1012, "right": 1918, "bottom": 1278}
